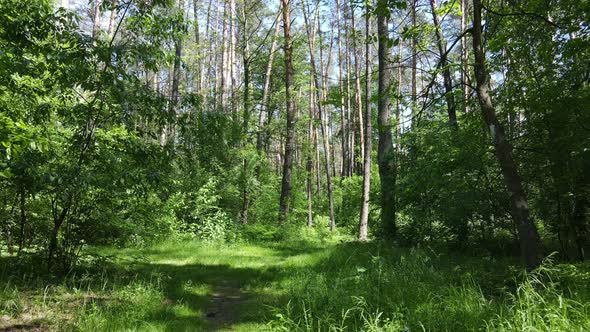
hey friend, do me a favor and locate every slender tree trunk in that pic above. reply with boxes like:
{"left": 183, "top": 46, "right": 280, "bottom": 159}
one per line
{"left": 301, "top": 0, "right": 336, "bottom": 230}
{"left": 336, "top": 0, "right": 348, "bottom": 177}
{"left": 359, "top": 4, "right": 372, "bottom": 241}
{"left": 377, "top": 0, "right": 397, "bottom": 238}
{"left": 257, "top": 10, "right": 282, "bottom": 153}
{"left": 461, "top": 0, "right": 470, "bottom": 113}
{"left": 279, "top": 0, "right": 296, "bottom": 223}
{"left": 396, "top": 37, "right": 403, "bottom": 143}
{"left": 3, "top": 195, "right": 18, "bottom": 255}
{"left": 314, "top": 126, "right": 321, "bottom": 193}
{"left": 351, "top": 6, "right": 365, "bottom": 166}
{"left": 92, "top": 0, "right": 102, "bottom": 38}
{"left": 472, "top": 0, "right": 542, "bottom": 270}
{"left": 411, "top": 0, "right": 417, "bottom": 117}
{"left": 17, "top": 188, "right": 26, "bottom": 256}
{"left": 167, "top": 0, "right": 184, "bottom": 146}
{"left": 430, "top": 0, "right": 458, "bottom": 129}
{"left": 240, "top": 2, "right": 251, "bottom": 224}
{"left": 206, "top": 0, "right": 214, "bottom": 106}
{"left": 219, "top": 1, "right": 228, "bottom": 111}
{"left": 347, "top": 43, "right": 355, "bottom": 176}
{"left": 107, "top": 0, "right": 118, "bottom": 38}
{"left": 229, "top": 0, "right": 237, "bottom": 115}
{"left": 194, "top": 0, "right": 202, "bottom": 94}
{"left": 48, "top": 195, "right": 72, "bottom": 272}
{"left": 307, "top": 79, "right": 315, "bottom": 227}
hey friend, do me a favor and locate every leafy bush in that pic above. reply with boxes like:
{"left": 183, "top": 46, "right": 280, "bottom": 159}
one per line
{"left": 169, "top": 178, "right": 233, "bottom": 242}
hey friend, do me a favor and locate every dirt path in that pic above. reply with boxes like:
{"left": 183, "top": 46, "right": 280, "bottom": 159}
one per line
{"left": 205, "top": 281, "right": 248, "bottom": 331}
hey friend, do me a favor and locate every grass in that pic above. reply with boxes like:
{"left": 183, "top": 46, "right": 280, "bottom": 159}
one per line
{"left": 1, "top": 228, "right": 590, "bottom": 331}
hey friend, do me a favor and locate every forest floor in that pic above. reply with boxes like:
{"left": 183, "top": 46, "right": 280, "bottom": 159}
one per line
{"left": 2, "top": 234, "right": 590, "bottom": 331}
{"left": 0, "top": 239, "right": 334, "bottom": 331}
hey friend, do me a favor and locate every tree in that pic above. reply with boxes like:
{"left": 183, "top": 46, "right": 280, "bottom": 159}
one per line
{"left": 472, "top": 0, "right": 542, "bottom": 270}
{"left": 278, "top": 0, "right": 296, "bottom": 223}
{"left": 301, "top": 0, "right": 336, "bottom": 230}
{"left": 359, "top": 0, "right": 372, "bottom": 241}
{"left": 376, "top": 0, "right": 397, "bottom": 238}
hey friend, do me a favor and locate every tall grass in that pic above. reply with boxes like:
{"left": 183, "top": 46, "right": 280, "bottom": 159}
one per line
{"left": 1, "top": 232, "right": 589, "bottom": 331}
{"left": 270, "top": 243, "right": 590, "bottom": 331}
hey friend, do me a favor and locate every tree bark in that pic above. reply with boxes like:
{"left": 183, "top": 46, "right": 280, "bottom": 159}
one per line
{"left": 472, "top": 0, "right": 542, "bottom": 270}
{"left": 411, "top": 0, "right": 417, "bottom": 116}
{"left": 461, "top": 0, "right": 470, "bottom": 113}
{"left": 351, "top": 6, "right": 365, "bottom": 166}
{"left": 279, "top": 0, "right": 296, "bottom": 223}
{"left": 359, "top": 4, "right": 372, "bottom": 241}
{"left": 240, "top": 1, "right": 251, "bottom": 224}
{"left": 307, "top": 79, "right": 315, "bottom": 227}
{"left": 377, "top": 0, "right": 397, "bottom": 238}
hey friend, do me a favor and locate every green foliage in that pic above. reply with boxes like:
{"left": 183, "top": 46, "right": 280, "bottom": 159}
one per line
{"left": 169, "top": 178, "right": 233, "bottom": 242}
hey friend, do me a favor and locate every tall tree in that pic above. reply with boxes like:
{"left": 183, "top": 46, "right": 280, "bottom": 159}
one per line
{"left": 376, "top": 0, "right": 397, "bottom": 238}
{"left": 429, "top": 0, "right": 457, "bottom": 129}
{"left": 240, "top": 0, "right": 251, "bottom": 224}
{"left": 167, "top": 0, "right": 184, "bottom": 146}
{"left": 92, "top": 0, "right": 101, "bottom": 38}
{"left": 472, "top": 0, "right": 542, "bottom": 270}
{"left": 256, "top": 11, "right": 281, "bottom": 153}
{"left": 278, "top": 0, "right": 296, "bottom": 223}
{"left": 336, "top": 0, "right": 347, "bottom": 176}
{"left": 460, "top": 0, "right": 469, "bottom": 113}
{"left": 410, "top": 0, "right": 417, "bottom": 114}
{"left": 301, "top": 0, "right": 336, "bottom": 230}
{"left": 359, "top": 1, "right": 372, "bottom": 241}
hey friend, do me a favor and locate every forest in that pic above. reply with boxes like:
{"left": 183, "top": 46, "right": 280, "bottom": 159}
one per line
{"left": 0, "top": 0, "right": 589, "bottom": 330}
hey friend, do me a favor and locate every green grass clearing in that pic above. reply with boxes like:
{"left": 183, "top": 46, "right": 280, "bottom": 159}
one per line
{"left": 1, "top": 237, "right": 590, "bottom": 331}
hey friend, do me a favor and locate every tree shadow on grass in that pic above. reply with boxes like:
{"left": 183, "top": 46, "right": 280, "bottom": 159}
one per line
{"left": 0, "top": 241, "right": 335, "bottom": 331}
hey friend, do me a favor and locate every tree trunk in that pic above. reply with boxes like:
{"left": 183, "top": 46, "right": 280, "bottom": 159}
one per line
{"left": 48, "top": 195, "right": 72, "bottom": 272}
{"left": 3, "top": 194, "right": 18, "bottom": 255}
{"left": 17, "top": 188, "right": 26, "bottom": 256}
{"left": 429, "top": 0, "right": 458, "bottom": 129}
{"left": 193, "top": 0, "right": 202, "bottom": 94}
{"left": 411, "top": 0, "right": 417, "bottom": 117}
{"left": 359, "top": 5, "right": 372, "bottom": 241}
{"left": 167, "top": 0, "right": 184, "bottom": 146}
{"left": 351, "top": 7, "right": 365, "bottom": 166}
{"left": 307, "top": 80, "right": 315, "bottom": 227}
{"left": 279, "top": 0, "right": 296, "bottom": 223}
{"left": 377, "top": 0, "right": 397, "bottom": 238}
{"left": 257, "top": 10, "right": 282, "bottom": 153}
{"left": 92, "top": 0, "right": 102, "bottom": 38}
{"left": 301, "top": 0, "right": 336, "bottom": 230}
{"left": 336, "top": 0, "right": 349, "bottom": 177}
{"left": 461, "top": 0, "right": 470, "bottom": 113}
{"left": 107, "top": 0, "right": 118, "bottom": 38}
{"left": 240, "top": 1, "right": 251, "bottom": 224}
{"left": 472, "top": 0, "right": 542, "bottom": 270}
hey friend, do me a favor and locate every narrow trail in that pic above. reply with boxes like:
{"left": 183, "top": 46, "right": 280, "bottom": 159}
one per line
{"left": 205, "top": 281, "right": 248, "bottom": 331}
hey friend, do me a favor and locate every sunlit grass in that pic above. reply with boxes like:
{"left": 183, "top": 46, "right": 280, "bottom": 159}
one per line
{"left": 1, "top": 231, "right": 589, "bottom": 331}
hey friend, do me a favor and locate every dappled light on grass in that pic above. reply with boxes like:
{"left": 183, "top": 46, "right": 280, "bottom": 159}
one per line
{"left": 2, "top": 234, "right": 590, "bottom": 331}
